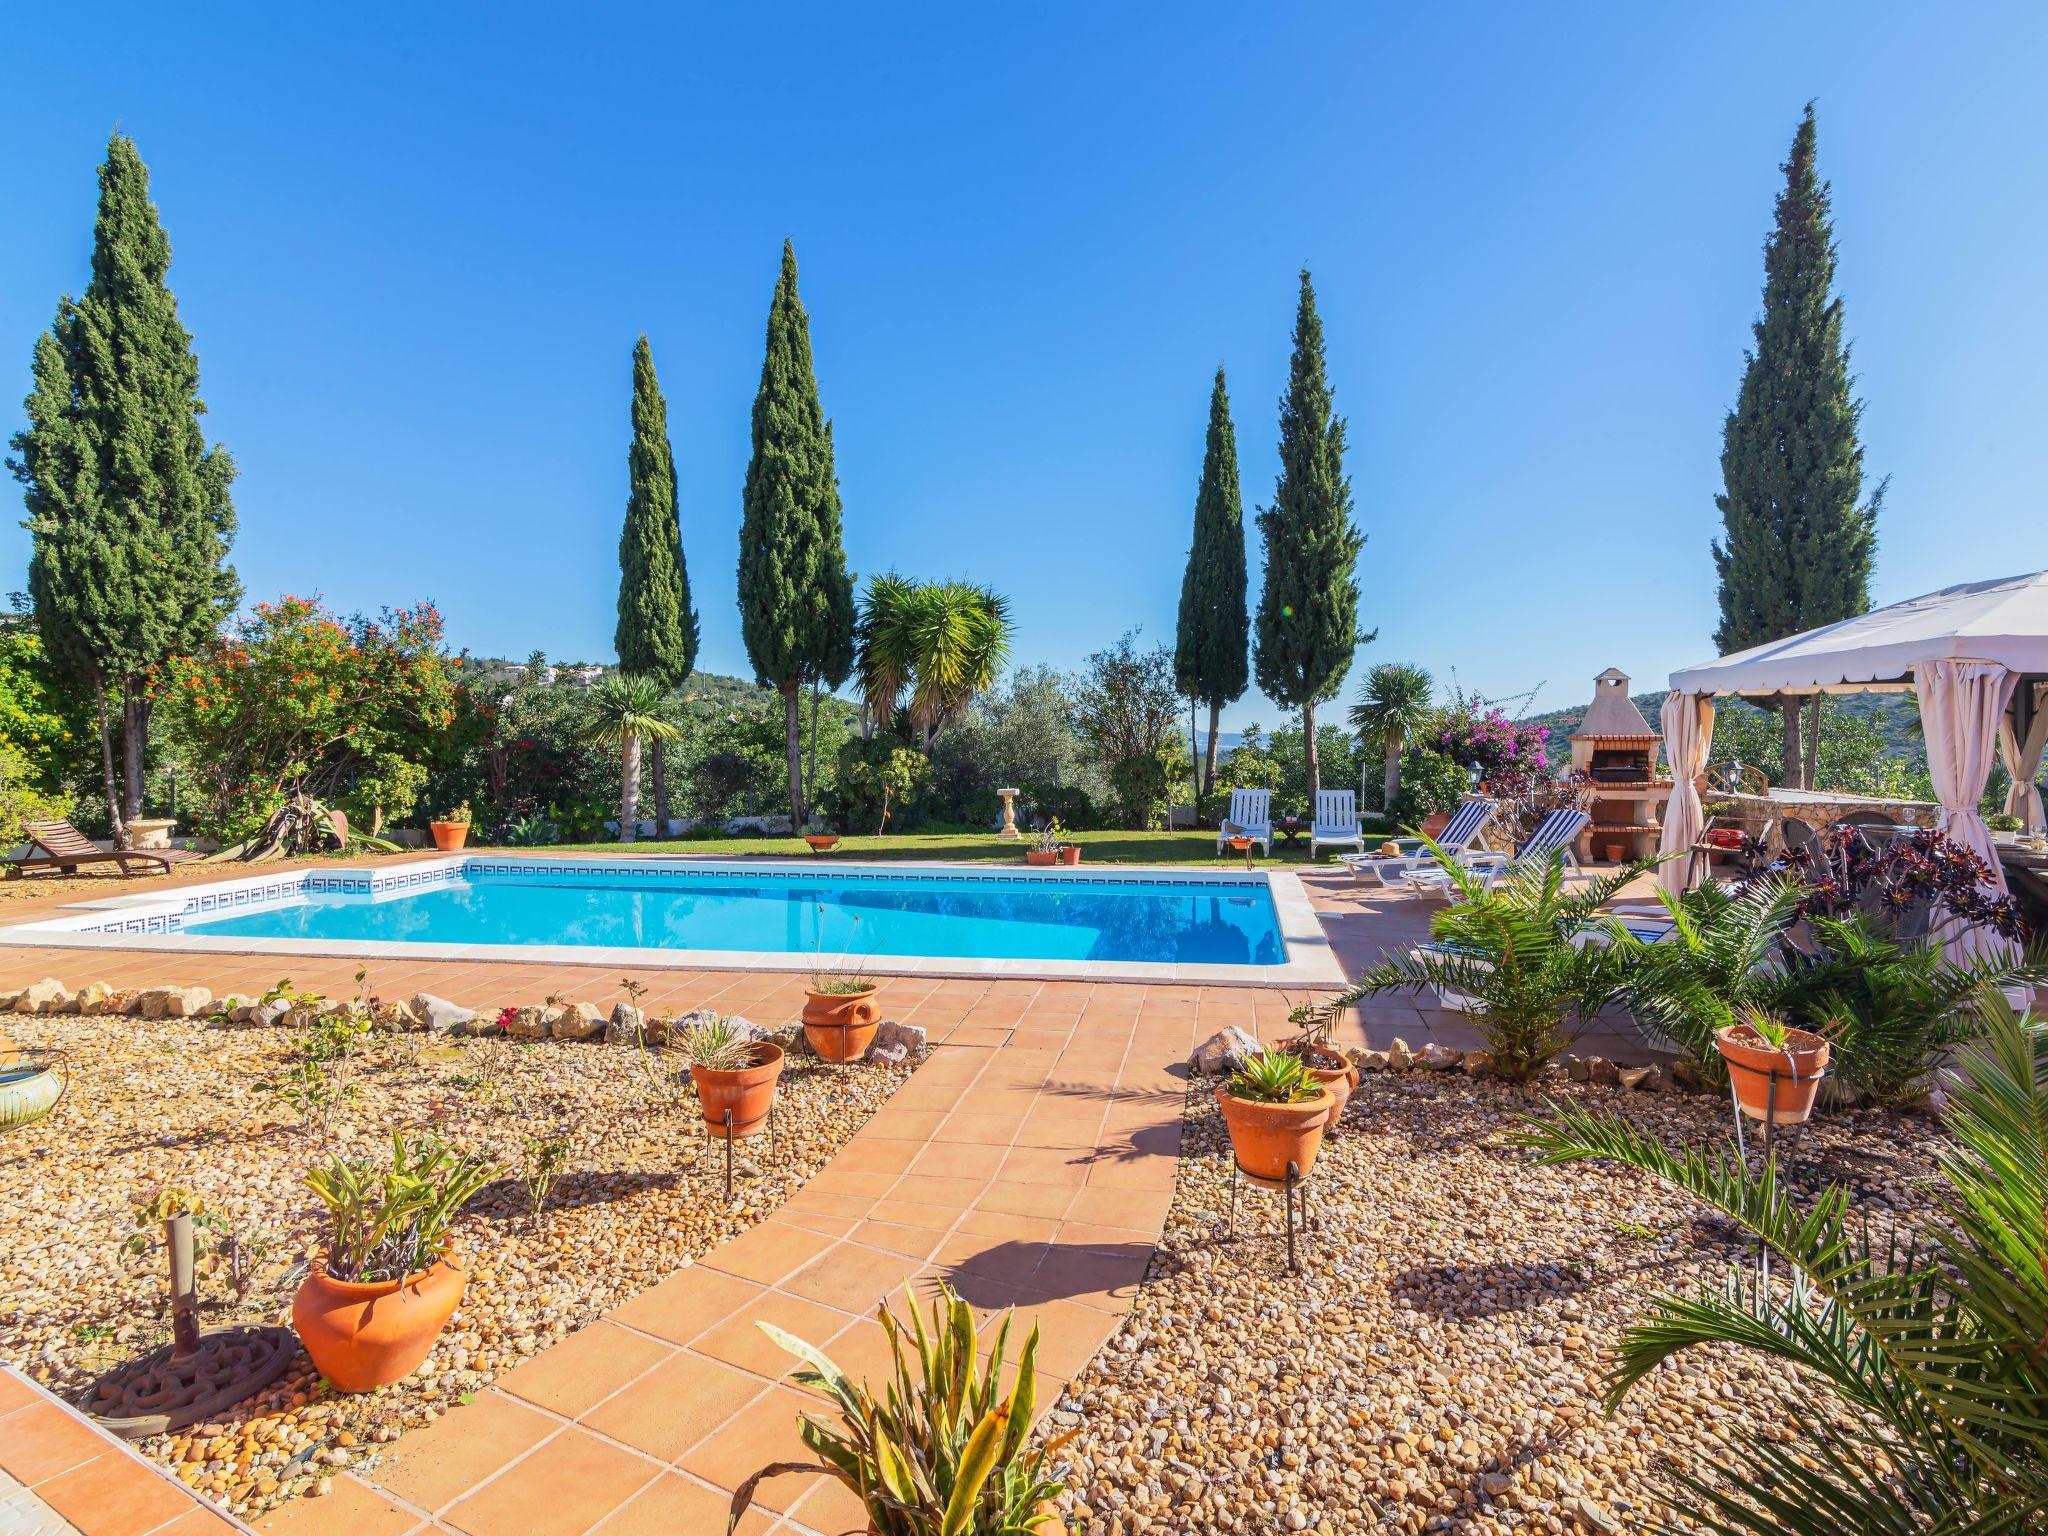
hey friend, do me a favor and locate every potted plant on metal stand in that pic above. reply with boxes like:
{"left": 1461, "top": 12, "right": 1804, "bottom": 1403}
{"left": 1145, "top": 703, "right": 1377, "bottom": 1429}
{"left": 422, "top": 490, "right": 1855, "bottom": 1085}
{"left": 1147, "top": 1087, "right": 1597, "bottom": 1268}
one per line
{"left": 293, "top": 1129, "right": 496, "bottom": 1392}
{"left": 681, "top": 1014, "right": 784, "bottom": 1140}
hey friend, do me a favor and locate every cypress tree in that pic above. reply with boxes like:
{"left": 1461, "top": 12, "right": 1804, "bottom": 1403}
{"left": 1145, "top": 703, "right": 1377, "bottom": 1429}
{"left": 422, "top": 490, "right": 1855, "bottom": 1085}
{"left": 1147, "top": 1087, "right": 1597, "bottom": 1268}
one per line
{"left": 737, "top": 242, "right": 855, "bottom": 825}
{"left": 8, "top": 135, "right": 238, "bottom": 840}
{"left": 615, "top": 336, "right": 698, "bottom": 833}
{"left": 1173, "top": 366, "right": 1249, "bottom": 800}
{"left": 1255, "top": 270, "right": 1366, "bottom": 804}
{"left": 1712, "top": 104, "right": 1882, "bottom": 788}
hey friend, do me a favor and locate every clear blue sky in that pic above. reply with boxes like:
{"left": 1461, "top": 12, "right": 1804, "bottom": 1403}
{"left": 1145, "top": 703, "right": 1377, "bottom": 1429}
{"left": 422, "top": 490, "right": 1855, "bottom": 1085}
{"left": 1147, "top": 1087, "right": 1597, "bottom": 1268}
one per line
{"left": 4, "top": 4, "right": 2044, "bottom": 731}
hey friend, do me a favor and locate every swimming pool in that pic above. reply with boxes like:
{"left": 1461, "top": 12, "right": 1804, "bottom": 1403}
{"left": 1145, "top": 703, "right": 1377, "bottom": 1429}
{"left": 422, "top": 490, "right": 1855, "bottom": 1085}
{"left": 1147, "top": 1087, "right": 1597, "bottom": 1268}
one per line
{"left": 0, "top": 856, "right": 1342, "bottom": 986}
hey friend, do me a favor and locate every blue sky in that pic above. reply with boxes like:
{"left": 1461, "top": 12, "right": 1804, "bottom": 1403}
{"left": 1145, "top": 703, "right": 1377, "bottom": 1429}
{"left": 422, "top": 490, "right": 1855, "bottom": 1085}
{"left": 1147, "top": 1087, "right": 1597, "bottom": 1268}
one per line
{"left": 4, "top": 4, "right": 2044, "bottom": 731}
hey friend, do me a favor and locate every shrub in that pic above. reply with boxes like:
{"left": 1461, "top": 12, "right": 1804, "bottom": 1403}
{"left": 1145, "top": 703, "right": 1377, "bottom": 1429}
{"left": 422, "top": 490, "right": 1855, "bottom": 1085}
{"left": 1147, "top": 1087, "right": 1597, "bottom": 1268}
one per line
{"left": 1388, "top": 747, "right": 1469, "bottom": 830}
{"left": 0, "top": 737, "right": 68, "bottom": 844}
{"left": 1320, "top": 852, "right": 1644, "bottom": 1080}
{"left": 829, "top": 735, "right": 932, "bottom": 833}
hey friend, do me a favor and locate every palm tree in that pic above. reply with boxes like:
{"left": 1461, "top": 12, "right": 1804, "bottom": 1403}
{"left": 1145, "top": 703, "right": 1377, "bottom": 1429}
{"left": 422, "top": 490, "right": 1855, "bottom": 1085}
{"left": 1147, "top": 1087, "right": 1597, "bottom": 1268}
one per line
{"left": 855, "top": 575, "right": 1012, "bottom": 751}
{"left": 581, "top": 674, "right": 681, "bottom": 841}
{"left": 1349, "top": 662, "right": 1434, "bottom": 811}
{"left": 1514, "top": 987, "right": 2048, "bottom": 1534}
{"left": 1312, "top": 851, "right": 1644, "bottom": 1080}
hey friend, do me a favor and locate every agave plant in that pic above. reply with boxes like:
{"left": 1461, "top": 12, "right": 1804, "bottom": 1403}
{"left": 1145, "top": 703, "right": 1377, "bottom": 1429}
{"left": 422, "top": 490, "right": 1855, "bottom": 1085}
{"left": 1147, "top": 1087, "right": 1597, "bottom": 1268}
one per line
{"left": 676, "top": 1013, "right": 760, "bottom": 1072}
{"left": 1512, "top": 987, "right": 2048, "bottom": 1533}
{"left": 1318, "top": 849, "right": 1647, "bottom": 1081}
{"left": 728, "top": 1281, "right": 1070, "bottom": 1535}
{"left": 1225, "top": 1049, "right": 1320, "bottom": 1104}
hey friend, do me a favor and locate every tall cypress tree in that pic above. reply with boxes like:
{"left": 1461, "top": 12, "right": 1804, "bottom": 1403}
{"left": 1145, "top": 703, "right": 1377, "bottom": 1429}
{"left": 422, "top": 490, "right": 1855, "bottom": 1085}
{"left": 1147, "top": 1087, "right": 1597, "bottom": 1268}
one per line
{"left": 1255, "top": 270, "right": 1366, "bottom": 804}
{"left": 737, "top": 242, "right": 855, "bottom": 825}
{"left": 1712, "top": 104, "right": 1882, "bottom": 789}
{"left": 615, "top": 336, "right": 697, "bottom": 834}
{"left": 1174, "top": 366, "right": 1249, "bottom": 800}
{"left": 8, "top": 135, "right": 238, "bottom": 840}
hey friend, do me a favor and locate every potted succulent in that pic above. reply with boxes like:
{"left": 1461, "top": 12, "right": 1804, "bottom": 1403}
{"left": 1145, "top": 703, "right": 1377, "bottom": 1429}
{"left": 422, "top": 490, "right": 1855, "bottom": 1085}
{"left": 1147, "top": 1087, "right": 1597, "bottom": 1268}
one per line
{"left": 1278, "top": 1005, "right": 1358, "bottom": 1121}
{"left": 1058, "top": 827, "right": 1082, "bottom": 866}
{"left": 681, "top": 1014, "right": 784, "bottom": 1140}
{"left": 1715, "top": 1006, "right": 1830, "bottom": 1125}
{"left": 1025, "top": 819, "right": 1063, "bottom": 867}
{"left": 1214, "top": 1050, "right": 1334, "bottom": 1183}
{"left": 294, "top": 1129, "right": 495, "bottom": 1392}
{"left": 429, "top": 801, "right": 473, "bottom": 851}
{"left": 728, "top": 1280, "right": 1070, "bottom": 1535}
{"left": 803, "top": 971, "right": 881, "bottom": 1062}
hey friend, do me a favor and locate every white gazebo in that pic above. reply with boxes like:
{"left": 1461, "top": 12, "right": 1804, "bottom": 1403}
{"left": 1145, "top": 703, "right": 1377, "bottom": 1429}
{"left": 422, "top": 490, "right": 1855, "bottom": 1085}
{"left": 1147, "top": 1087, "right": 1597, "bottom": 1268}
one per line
{"left": 1657, "top": 570, "right": 2048, "bottom": 962}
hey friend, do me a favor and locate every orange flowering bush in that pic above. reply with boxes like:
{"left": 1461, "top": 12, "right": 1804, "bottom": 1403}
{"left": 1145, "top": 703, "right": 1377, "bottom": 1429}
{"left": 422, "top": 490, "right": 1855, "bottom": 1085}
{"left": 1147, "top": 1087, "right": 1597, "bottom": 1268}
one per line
{"left": 158, "top": 596, "right": 457, "bottom": 838}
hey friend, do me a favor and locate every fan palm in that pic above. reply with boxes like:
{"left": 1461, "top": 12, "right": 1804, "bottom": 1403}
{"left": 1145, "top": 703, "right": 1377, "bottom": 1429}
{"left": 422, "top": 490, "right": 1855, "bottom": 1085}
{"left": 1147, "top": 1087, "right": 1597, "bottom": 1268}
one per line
{"left": 1513, "top": 987, "right": 2048, "bottom": 1534}
{"left": 856, "top": 575, "right": 1012, "bottom": 751}
{"left": 581, "top": 674, "right": 681, "bottom": 841}
{"left": 1349, "top": 662, "right": 1435, "bottom": 811}
{"left": 1313, "top": 849, "right": 1646, "bottom": 1080}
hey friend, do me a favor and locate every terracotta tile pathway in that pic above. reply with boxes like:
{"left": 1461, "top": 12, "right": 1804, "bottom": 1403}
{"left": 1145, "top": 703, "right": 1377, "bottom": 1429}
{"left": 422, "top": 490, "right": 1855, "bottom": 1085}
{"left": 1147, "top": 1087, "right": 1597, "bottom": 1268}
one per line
{"left": 242, "top": 986, "right": 1264, "bottom": 1536}
{"left": 0, "top": 1365, "right": 250, "bottom": 1536}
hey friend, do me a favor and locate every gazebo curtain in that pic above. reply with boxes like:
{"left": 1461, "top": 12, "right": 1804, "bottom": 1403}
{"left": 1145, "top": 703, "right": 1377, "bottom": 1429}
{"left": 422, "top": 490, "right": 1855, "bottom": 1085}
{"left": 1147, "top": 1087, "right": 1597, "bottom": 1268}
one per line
{"left": 1915, "top": 658, "right": 2021, "bottom": 965}
{"left": 1998, "top": 681, "right": 2048, "bottom": 834}
{"left": 1656, "top": 691, "right": 1714, "bottom": 898}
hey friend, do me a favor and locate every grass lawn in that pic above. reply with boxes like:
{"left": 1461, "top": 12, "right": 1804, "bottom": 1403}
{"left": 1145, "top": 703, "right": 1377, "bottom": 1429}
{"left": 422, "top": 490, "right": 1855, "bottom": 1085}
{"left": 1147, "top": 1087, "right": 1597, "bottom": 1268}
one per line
{"left": 534, "top": 827, "right": 1372, "bottom": 867}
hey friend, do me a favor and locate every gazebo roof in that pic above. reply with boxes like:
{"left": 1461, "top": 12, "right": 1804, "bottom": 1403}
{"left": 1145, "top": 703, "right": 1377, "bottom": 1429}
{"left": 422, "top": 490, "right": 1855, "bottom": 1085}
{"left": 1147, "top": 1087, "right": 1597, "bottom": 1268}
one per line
{"left": 1669, "top": 570, "right": 2048, "bottom": 697}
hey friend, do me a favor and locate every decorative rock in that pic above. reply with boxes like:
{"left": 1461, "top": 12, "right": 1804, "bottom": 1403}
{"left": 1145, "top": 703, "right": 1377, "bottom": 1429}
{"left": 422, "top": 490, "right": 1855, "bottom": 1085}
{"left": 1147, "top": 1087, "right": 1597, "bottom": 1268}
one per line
{"left": 71, "top": 981, "right": 115, "bottom": 1015}
{"left": 1563, "top": 1054, "right": 1590, "bottom": 1081}
{"left": 867, "top": 1042, "right": 909, "bottom": 1067}
{"left": 605, "top": 1004, "right": 647, "bottom": 1045}
{"left": 870, "top": 1019, "right": 926, "bottom": 1058}
{"left": 546, "top": 1002, "right": 604, "bottom": 1042}
{"left": 279, "top": 1005, "right": 323, "bottom": 1032}
{"left": 16, "top": 978, "right": 73, "bottom": 1015}
{"left": 413, "top": 995, "right": 475, "bottom": 1035}
{"left": 1460, "top": 1050, "right": 1495, "bottom": 1077}
{"left": 141, "top": 986, "right": 212, "bottom": 1020}
{"left": 1385, "top": 1038, "right": 1415, "bottom": 1071}
{"left": 247, "top": 999, "right": 293, "bottom": 1029}
{"left": 1354, "top": 1049, "right": 1390, "bottom": 1072}
{"left": 83, "top": 988, "right": 137, "bottom": 1017}
{"left": 1189, "top": 1026, "right": 1261, "bottom": 1077}
{"left": 1616, "top": 1065, "right": 1657, "bottom": 1092}
{"left": 376, "top": 998, "right": 423, "bottom": 1031}
{"left": 503, "top": 1007, "right": 549, "bottom": 1040}
{"left": 1418, "top": 1042, "right": 1462, "bottom": 1071}
{"left": 1671, "top": 1057, "right": 1703, "bottom": 1091}
{"left": 1586, "top": 1056, "right": 1620, "bottom": 1085}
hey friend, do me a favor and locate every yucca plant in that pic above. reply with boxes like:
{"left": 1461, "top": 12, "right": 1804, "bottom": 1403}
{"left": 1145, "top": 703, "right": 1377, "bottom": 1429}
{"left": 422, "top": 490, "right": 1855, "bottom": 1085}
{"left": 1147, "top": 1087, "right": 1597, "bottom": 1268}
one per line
{"left": 1226, "top": 1049, "right": 1320, "bottom": 1104}
{"left": 728, "top": 1281, "right": 1071, "bottom": 1535}
{"left": 1511, "top": 986, "right": 2048, "bottom": 1534}
{"left": 676, "top": 1013, "right": 761, "bottom": 1072}
{"left": 1320, "top": 849, "right": 1649, "bottom": 1081}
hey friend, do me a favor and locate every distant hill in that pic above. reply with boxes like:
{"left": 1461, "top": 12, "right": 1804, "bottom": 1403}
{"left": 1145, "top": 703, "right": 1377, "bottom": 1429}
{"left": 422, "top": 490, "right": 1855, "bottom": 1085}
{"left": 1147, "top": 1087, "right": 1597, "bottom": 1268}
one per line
{"left": 452, "top": 655, "right": 781, "bottom": 710}
{"left": 1523, "top": 689, "right": 1926, "bottom": 767}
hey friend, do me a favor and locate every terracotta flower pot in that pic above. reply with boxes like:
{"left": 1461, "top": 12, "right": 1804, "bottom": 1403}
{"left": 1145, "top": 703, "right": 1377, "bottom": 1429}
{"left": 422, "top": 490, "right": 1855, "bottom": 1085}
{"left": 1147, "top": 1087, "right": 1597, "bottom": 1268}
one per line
{"left": 804, "top": 834, "right": 841, "bottom": 854}
{"left": 1716, "top": 1023, "right": 1830, "bottom": 1124}
{"left": 1292, "top": 1045, "right": 1358, "bottom": 1121}
{"left": 1602, "top": 840, "right": 1627, "bottom": 863}
{"left": 1215, "top": 1084, "right": 1334, "bottom": 1183}
{"left": 690, "top": 1041, "right": 785, "bottom": 1139}
{"left": 293, "top": 1252, "right": 465, "bottom": 1393}
{"left": 803, "top": 987, "right": 881, "bottom": 1062}
{"left": 429, "top": 821, "right": 470, "bottom": 851}
{"left": 1024, "top": 848, "right": 1059, "bottom": 866}
{"left": 1420, "top": 812, "right": 1453, "bottom": 839}
{"left": 1058, "top": 845, "right": 1082, "bottom": 866}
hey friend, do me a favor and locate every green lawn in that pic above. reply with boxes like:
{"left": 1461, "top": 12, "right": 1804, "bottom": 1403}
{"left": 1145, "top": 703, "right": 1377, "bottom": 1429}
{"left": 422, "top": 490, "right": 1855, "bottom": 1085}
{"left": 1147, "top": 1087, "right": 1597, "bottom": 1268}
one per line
{"left": 534, "top": 827, "right": 1366, "bottom": 867}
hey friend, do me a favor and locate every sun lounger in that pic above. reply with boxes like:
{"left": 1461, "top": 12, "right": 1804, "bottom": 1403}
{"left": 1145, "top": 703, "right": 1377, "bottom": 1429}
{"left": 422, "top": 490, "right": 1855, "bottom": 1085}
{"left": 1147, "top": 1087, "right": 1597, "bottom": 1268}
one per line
{"left": 4, "top": 818, "right": 201, "bottom": 878}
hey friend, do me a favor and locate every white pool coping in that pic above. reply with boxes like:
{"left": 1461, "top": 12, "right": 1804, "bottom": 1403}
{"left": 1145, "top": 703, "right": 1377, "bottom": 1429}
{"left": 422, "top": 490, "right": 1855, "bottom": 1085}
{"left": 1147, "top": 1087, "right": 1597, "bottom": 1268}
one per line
{"left": 0, "top": 853, "right": 1347, "bottom": 990}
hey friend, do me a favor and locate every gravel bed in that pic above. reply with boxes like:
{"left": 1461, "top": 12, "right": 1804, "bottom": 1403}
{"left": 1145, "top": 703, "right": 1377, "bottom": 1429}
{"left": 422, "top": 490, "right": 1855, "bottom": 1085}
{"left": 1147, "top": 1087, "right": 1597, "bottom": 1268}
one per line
{"left": 1050, "top": 1070, "right": 1944, "bottom": 1535}
{"left": 0, "top": 1008, "right": 907, "bottom": 1520}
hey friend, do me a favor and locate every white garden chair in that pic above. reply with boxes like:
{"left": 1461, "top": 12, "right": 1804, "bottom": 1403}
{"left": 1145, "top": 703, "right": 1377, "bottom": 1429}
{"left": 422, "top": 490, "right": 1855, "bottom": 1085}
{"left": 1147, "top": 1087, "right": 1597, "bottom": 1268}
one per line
{"left": 1215, "top": 788, "right": 1273, "bottom": 857}
{"left": 1309, "top": 789, "right": 1365, "bottom": 858}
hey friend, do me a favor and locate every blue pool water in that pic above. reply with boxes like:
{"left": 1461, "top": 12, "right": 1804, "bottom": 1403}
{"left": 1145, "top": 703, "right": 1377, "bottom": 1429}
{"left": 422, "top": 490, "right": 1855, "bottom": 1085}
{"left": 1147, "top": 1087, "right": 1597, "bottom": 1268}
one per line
{"left": 183, "top": 865, "right": 1288, "bottom": 966}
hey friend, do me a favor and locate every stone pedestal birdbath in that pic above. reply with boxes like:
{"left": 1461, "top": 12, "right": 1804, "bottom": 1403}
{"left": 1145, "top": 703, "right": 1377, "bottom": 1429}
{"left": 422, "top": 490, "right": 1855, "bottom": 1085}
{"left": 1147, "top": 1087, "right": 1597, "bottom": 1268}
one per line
{"left": 996, "top": 788, "right": 1021, "bottom": 841}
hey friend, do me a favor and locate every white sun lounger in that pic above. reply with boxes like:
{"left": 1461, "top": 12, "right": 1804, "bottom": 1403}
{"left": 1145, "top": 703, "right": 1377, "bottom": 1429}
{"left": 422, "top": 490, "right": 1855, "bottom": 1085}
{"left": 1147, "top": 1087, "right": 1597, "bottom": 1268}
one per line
{"left": 1309, "top": 789, "right": 1365, "bottom": 858}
